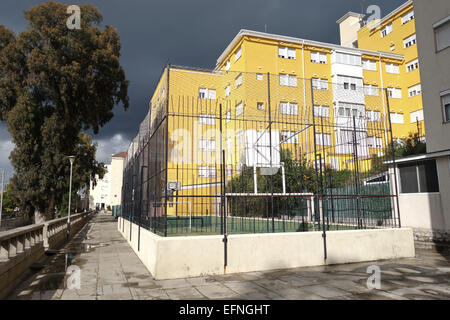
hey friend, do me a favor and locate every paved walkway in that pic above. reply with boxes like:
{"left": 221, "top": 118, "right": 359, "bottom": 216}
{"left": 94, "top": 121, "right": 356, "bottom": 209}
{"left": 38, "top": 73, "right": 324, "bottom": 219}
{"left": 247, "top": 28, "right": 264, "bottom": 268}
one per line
{"left": 7, "top": 212, "right": 450, "bottom": 300}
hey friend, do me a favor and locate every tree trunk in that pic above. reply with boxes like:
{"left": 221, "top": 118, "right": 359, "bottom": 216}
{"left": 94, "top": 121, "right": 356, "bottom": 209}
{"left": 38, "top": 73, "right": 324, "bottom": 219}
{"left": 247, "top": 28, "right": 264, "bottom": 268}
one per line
{"left": 47, "top": 190, "right": 56, "bottom": 220}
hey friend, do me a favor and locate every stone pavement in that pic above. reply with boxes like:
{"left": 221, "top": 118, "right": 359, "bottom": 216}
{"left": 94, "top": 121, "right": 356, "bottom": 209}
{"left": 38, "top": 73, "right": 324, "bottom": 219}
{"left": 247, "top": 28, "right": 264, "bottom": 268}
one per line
{"left": 6, "top": 212, "right": 450, "bottom": 300}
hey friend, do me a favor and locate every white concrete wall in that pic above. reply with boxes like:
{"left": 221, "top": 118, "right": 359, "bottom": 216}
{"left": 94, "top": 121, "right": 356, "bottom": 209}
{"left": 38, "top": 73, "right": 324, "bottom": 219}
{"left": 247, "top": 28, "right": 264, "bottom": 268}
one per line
{"left": 389, "top": 158, "right": 450, "bottom": 235}
{"left": 110, "top": 157, "right": 124, "bottom": 207}
{"left": 118, "top": 218, "right": 415, "bottom": 280}
{"left": 398, "top": 193, "right": 443, "bottom": 230}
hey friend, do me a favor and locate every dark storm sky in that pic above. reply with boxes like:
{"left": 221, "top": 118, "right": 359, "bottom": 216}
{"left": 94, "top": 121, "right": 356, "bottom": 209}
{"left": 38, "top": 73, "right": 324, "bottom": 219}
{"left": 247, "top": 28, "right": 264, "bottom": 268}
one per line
{"left": 0, "top": 0, "right": 406, "bottom": 182}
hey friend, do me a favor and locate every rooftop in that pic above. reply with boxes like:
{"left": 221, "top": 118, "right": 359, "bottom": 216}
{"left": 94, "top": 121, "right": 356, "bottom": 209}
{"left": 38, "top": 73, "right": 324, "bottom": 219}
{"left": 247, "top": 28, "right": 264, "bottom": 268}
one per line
{"left": 215, "top": 29, "right": 404, "bottom": 68}
{"left": 112, "top": 152, "right": 127, "bottom": 158}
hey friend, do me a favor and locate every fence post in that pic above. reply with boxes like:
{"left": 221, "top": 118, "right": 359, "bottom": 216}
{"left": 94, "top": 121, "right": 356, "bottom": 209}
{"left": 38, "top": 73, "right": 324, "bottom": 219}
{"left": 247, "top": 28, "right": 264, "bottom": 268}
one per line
{"left": 385, "top": 89, "right": 401, "bottom": 228}
{"left": 352, "top": 116, "right": 362, "bottom": 229}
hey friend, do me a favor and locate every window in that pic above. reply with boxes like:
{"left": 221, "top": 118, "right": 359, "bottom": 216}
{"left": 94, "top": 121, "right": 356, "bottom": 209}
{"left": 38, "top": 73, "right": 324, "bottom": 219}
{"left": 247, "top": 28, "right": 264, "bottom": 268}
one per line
{"left": 312, "top": 78, "right": 328, "bottom": 90}
{"left": 406, "top": 59, "right": 419, "bottom": 72}
{"left": 401, "top": 10, "right": 414, "bottom": 25}
{"left": 311, "top": 51, "right": 327, "bottom": 64}
{"left": 198, "top": 139, "right": 216, "bottom": 151}
{"left": 368, "top": 136, "right": 383, "bottom": 149}
{"left": 381, "top": 23, "right": 393, "bottom": 37}
{"left": 442, "top": 92, "right": 450, "bottom": 122}
{"left": 387, "top": 87, "right": 402, "bottom": 99}
{"left": 256, "top": 73, "right": 263, "bottom": 81}
{"left": 235, "top": 102, "right": 243, "bottom": 116}
{"left": 314, "top": 105, "right": 330, "bottom": 117}
{"left": 362, "top": 59, "right": 376, "bottom": 71}
{"left": 399, "top": 160, "right": 439, "bottom": 193}
{"left": 198, "top": 114, "right": 216, "bottom": 125}
{"left": 390, "top": 113, "right": 404, "bottom": 124}
{"left": 225, "top": 60, "right": 230, "bottom": 71}
{"left": 257, "top": 102, "right": 264, "bottom": 110}
{"left": 235, "top": 73, "right": 242, "bottom": 88}
{"left": 434, "top": 17, "right": 450, "bottom": 51}
{"left": 225, "top": 85, "right": 231, "bottom": 97}
{"left": 390, "top": 44, "right": 396, "bottom": 51}
{"left": 280, "top": 102, "right": 298, "bottom": 115}
{"left": 386, "top": 63, "right": 400, "bottom": 74}
{"left": 235, "top": 46, "right": 242, "bottom": 61}
{"left": 336, "top": 103, "right": 365, "bottom": 118}
{"left": 364, "top": 85, "right": 379, "bottom": 96}
{"left": 366, "top": 110, "right": 381, "bottom": 122}
{"left": 281, "top": 131, "right": 299, "bottom": 144}
{"left": 338, "top": 76, "right": 362, "bottom": 91}
{"left": 279, "top": 74, "right": 297, "bottom": 87}
{"left": 198, "top": 166, "right": 216, "bottom": 178}
{"left": 278, "top": 46, "right": 296, "bottom": 59}
{"left": 408, "top": 84, "right": 422, "bottom": 97}
{"left": 198, "top": 88, "right": 216, "bottom": 100}
{"left": 315, "top": 133, "right": 331, "bottom": 146}
{"left": 404, "top": 34, "right": 417, "bottom": 48}
{"left": 410, "top": 109, "right": 424, "bottom": 123}
{"left": 334, "top": 52, "right": 361, "bottom": 66}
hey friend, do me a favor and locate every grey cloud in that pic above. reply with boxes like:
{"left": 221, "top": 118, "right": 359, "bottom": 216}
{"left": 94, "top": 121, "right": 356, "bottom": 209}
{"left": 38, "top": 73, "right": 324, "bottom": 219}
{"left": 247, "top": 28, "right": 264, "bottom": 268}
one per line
{"left": 0, "top": 0, "right": 406, "bottom": 176}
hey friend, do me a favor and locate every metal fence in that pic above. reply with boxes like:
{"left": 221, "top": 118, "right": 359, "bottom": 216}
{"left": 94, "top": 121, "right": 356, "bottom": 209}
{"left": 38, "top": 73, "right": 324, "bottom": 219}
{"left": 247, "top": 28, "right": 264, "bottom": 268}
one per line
{"left": 122, "top": 66, "right": 401, "bottom": 237}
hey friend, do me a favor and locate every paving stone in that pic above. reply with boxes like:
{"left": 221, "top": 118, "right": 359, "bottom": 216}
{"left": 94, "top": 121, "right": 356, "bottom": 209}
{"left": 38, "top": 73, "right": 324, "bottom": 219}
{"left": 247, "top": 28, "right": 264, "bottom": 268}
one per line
{"left": 222, "top": 281, "right": 271, "bottom": 295}
{"left": 195, "top": 283, "right": 240, "bottom": 299}
{"left": 276, "top": 287, "right": 325, "bottom": 300}
{"left": 278, "top": 275, "right": 320, "bottom": 287}
{"left": 301, "top": 284, "right": 350, "bottom": 299}
{"left": 5, "top": 212, "right": 450, "bottom": 301}
{"left": 155, "top": 278, "right": 191, "bottom": 289}
{"left": 166, "top": 286, "right": 206, "bottom": 300}
{"left": 395, "top": 267, "right": 422, "bottom": 274}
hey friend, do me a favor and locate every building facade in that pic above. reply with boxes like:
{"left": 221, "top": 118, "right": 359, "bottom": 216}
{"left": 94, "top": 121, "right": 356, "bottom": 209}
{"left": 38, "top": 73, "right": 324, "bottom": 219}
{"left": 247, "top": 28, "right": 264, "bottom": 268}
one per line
{"left": 110, "top": 152, "right": 126, "bottom": 207}
{"left": 90, "top": 152, "right": 126, "bottom": 211}
{"left": 123, "top": 1, "right": 433, "bottom": 228}
{"left": 90, "top": 164, "right": 111, "bottom": 211}
{"left": 388, "top": 0, "right": 450, "bottom": 242}
{"left": 338, "top": 0, "right": 425, "bottom": 140}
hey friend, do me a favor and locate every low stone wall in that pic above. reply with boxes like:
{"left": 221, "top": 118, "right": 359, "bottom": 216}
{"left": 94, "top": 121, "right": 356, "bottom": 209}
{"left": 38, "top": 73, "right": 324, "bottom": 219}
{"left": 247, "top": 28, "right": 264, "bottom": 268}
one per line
{"left": 0, "top": 211, "right": 94, "bottom": 299}
{"left": 412, "top": 228, "right": 450, "bottom": 244}
{"left": 118, "top": 217, "right": 416, "bottom": 280}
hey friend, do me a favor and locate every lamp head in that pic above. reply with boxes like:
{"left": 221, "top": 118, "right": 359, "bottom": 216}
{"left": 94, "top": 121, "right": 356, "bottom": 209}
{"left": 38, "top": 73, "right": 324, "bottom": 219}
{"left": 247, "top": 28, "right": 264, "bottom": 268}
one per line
{"left": 68, "top": 156, "right": 75, "bottom": 164}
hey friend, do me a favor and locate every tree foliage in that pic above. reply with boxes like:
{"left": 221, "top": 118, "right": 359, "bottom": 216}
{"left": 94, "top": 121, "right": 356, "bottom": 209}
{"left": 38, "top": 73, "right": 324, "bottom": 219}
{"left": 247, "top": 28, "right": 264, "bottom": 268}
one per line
{"left": 0, "top": 2, "right": 128, "bottom": 220}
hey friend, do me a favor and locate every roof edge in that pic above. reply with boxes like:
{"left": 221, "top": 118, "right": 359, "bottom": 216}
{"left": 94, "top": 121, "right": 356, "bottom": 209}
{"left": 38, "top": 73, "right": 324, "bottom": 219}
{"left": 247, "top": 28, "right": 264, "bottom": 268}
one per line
{"left": 215, "top": 29, "right": 404, "bottom": 69}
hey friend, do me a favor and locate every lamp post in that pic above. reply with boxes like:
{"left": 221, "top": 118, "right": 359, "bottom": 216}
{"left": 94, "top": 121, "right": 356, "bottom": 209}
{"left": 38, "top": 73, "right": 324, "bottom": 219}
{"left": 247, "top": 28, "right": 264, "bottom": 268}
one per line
{"left": 0, "top": 168, "right": 4, "bottom": 228}
{"left": 67, "top": 156, "right": 75, "bottom": 240}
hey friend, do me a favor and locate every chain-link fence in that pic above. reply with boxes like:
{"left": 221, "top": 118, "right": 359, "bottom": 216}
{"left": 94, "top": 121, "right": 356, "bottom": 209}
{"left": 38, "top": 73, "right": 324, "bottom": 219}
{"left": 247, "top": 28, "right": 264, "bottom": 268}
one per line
{"left": 122, "top": 66, "right": 401, "bottom": 237}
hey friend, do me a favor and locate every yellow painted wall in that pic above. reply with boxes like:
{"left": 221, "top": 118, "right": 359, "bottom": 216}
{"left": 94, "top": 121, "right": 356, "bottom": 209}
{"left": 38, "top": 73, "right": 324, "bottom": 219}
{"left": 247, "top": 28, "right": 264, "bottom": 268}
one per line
{"left": 357, "top": 2, "right": 424, "bottom": 138}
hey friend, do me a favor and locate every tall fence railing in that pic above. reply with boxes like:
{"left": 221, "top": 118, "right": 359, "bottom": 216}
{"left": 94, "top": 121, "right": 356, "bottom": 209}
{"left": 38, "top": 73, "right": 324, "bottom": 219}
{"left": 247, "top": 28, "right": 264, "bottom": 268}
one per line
{"left": 122, "top": 67, "right": 403, "bottom": 237}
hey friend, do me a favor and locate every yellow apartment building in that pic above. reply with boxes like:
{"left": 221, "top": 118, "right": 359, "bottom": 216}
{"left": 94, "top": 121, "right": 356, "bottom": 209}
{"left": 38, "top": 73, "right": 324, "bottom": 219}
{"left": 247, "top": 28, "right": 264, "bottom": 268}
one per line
{"left": 126, "top": 1, "right": 423, "bottom": 218}
{"left": 338, "top": 0, "right": 424, "bottom": 139}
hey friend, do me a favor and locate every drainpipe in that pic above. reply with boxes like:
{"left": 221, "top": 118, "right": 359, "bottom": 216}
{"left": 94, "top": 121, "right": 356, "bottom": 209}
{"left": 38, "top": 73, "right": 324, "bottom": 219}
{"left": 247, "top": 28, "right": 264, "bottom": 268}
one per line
{"left": 302, "top": 40, "right": 309, "bottom": 164}
{"left": 379, "top": 54, "right": 389, "bottom": 148}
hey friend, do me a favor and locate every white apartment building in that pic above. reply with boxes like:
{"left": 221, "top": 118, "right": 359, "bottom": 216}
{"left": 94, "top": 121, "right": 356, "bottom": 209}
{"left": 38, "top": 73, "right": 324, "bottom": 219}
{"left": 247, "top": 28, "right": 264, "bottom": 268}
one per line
{"left": 89, "top": 152, "right": 126, "bottom": 211}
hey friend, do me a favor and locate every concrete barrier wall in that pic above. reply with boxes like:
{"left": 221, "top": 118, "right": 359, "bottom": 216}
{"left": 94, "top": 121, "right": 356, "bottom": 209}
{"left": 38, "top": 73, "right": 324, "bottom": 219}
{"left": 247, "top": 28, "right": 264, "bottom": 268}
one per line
{"left": 0, "top": 211, "right": 93, "bottom": 298}
{"left": 118, "top": 218, "right": 415, "bottom": 280}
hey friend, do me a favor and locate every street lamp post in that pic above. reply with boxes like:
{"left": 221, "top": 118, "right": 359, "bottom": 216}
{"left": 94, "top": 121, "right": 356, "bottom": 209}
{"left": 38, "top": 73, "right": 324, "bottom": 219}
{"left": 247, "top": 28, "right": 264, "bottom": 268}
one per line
{"left": 67, "top": 156, "right": 75, "bottom": 240}
{"left": 0, "top": 169, "right": 4, "bottom": 228}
